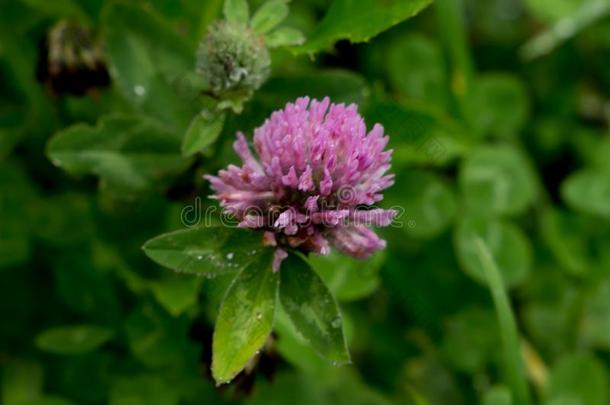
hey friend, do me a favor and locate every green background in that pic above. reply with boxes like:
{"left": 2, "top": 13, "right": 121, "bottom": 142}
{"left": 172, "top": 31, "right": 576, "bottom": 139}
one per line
{"left": 2, "top": 0, "right": 610, "bottom": 403}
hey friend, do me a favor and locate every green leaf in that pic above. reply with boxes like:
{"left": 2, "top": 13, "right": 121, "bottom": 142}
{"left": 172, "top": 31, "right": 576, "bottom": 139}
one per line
{"left": 539, "top": 208, "right": 590, "bottom": 276}
{"left": 35, "top": 325, "right": 113, "bottom": 355}
{"left": 403, "top": 356, "right": 464, "bottom": 404}
{"left": 46, "top": 115, "right": 189, "bottom": 194}
{"left": 143, "top": 226, "right": 267, "bottom": 276}
{"left": 482, "top": 386, "right": 512, "bottom": 405}
{"left": 385, "top": 169, "right": 456, "bottom": 239}
{"left": 125, "top": 304, "right": 191, "bottom": 368}
{"left": 273, "top": 308, "right": 330, "bottom": 373}
{"left": 212, "top": 249, "right": 278, "bottom": 384}
{"left": 365, "top": 101, "right": 468, "bottom": 166}
{"left": 581, "top": 278, "right": 610, "bottom": 349}
{"left": 1, "top": 360, "right": 43, "bottom": 405}
{"left": 0, "top": 162, "right": 34, "bottom": 268}
{"left": 385, "top": 236, "right": 473, "bottom": 327}
{"left": 591, "top": 136, "right": 610, "bottom": 171}
{"left": 259, "top": 70, "right": 369, "bottom": 106}
{"left": 295, "top": 0, "right": 432, "bottom": 53}
{"left": 441, "top": 308, "right": 499, "bottom": 372}
{"left": 0, "top": 123, "right": 24, "bottom": 160}
{"left": 466, "top": 73, "right": 529, "bottom": 139}
{"left": 109, "top": 374, "right": 180, "bottom": 405}
{"left": 460, "top": 145, "right": 537, "bottom": 217}
{"left": 265, "top": 27, "right": 306, "bottom": 48}
{"left": 52, "top": 249, "right": 121, "bottom": 324}
{"left": 20, "top": 0, "right": 87, "bottom": 19}
{"left": 521, "top": 272, "right": 577, "bottom": 356}
{"left": 308, "top": 251, "right": 385, "bottom": 302}
{"left": 455, "top": 217, "right": 532, "bottom": 287}
{"left": 251, "top": 0, "right": 289, "bottom": 34}
{"left": 33, "top": 193, "right": 94, "bottom": 246}
{"left": 562, "top": 169, "right": 610, "bottom": 218}
{"left": 28, "top": 396, "right": 76, "bottom": 405}
{"left": 386, "top": 34, "right": 448, "bottom": 106}
{"left": 223, "top": 0, "right": 249, "bottom": 25}
{"left": 151, "top": 275, "right": 203, "bottom": 317}
{"left": 102, "top": 3, "right": 197, "bottom": 129}
{"left": 181, "top": 110, "right": 225, "bottom": 156}
{"left": 103, "top": 2, "right": 193, "bottom": 79}
{"left": 473, "top": 238, "right": 531, "bottom": 405}
{"left": 51, "top": 352, "right": 113, "bottom": 403}
{"left": 546, "top": 353, "right": 608, "bottom": 405}
{"left": 279, "top": 253, "right": 350, "bottom": 365}
{"left": 248, "top": 368, "right": 391, "bottom": 405}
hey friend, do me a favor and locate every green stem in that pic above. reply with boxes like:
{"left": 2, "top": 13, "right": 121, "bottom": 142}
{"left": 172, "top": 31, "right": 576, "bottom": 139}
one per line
{"left": 474, "top": 238, "right": 532, "bottom": 405}
{"left": 434, "top": 0, "right": 475, "bottom": 127}
{"left": 521, "top": 0, "right": 610, "bottom": 60}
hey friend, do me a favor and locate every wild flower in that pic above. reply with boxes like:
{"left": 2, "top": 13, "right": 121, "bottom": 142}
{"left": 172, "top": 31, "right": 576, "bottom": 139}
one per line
{"left": 206, "top": 97, "right": 396, "bottom": 270}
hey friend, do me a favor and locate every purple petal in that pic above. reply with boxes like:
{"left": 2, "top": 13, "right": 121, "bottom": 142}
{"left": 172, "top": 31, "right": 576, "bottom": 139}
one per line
{"left": 272, "top": 248, "right": 288, "bottom": 272}
{"left": 329, "top": 225, "right": 386, "bottom": 259}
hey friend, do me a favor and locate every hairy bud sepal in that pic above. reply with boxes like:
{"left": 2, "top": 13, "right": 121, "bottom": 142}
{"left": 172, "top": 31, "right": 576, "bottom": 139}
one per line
{"left": 196, "top": 21, "right": 270, "bottom": 111}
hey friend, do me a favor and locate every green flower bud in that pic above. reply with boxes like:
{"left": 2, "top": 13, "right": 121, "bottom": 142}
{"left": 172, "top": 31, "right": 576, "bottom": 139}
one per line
{"left": 196, "top": 21, "right": 270, "bottom": 97}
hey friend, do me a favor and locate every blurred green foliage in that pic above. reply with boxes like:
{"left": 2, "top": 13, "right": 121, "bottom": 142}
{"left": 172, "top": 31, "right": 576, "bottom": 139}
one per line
{"left": 2, "top": 0, "right": 610, "bottom": 403}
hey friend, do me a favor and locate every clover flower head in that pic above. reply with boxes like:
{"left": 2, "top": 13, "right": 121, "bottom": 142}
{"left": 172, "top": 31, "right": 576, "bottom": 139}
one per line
{"left": 205, "top": 97, "right": 396, "bottom": 271}
{"left": 196, "top": 21, "right": 270, "bottom": 96}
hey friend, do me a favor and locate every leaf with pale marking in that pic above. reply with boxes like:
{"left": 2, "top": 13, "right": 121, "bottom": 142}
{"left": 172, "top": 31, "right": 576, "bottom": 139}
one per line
{"left": 279, "top": 253, "right": 350, "bottom": 365}
{"left": 212, "top": 249, "right": 278, "bottom": 383}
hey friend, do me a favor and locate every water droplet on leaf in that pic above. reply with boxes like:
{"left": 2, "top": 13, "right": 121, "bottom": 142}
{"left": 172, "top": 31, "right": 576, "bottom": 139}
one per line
{"left": 134, "top": 84, "right": 146, "bottom": 96}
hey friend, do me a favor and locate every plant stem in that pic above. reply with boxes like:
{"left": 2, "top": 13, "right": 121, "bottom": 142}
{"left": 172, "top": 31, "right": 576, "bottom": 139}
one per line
{"left": 474, "top": 238, "right": 532, "bottom": 405}
{"left": 434, "top": 0, "right": 475, "bottom": 127}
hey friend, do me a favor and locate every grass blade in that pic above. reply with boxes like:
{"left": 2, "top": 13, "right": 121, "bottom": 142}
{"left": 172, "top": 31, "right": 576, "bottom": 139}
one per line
{"left": 474, "top": 237, "right": 532, "bottom": 405}
{"left": 434, "top": 0, "right": 475, "bottom": 127}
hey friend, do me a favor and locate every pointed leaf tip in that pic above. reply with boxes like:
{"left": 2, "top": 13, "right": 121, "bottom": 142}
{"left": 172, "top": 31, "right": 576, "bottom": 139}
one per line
{"left": 279, "top": 253, "right": 350, "bottom": 365}
{"left": 212, "top": 249, "right": 278, "bottom": 383}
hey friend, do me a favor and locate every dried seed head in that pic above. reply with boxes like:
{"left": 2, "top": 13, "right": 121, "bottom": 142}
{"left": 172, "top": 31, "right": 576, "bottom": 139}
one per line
{"left": 37, "top": 20, "right": 110, "bottom": 96}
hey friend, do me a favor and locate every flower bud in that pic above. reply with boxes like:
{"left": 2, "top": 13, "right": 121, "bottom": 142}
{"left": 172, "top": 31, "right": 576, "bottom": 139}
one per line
{"left": 196, "top": 21, "right": 270, "bottom": 97}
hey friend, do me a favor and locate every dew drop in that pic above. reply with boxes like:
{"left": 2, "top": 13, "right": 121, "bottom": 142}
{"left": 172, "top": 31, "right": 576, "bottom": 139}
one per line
{"left": 331, "top": 316, "right": 342, "bottom": 328}
{"left": 197, "top": 255, "right": 203, "bottom": 260}
{"left": 256, "top": 312, "right": 262, "bottom": 320}
{"left": 226, "top": 252, "right": 234, "bottom": 260}
{"left": 134, "top": 84, "right": 146, "bottom": 97}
